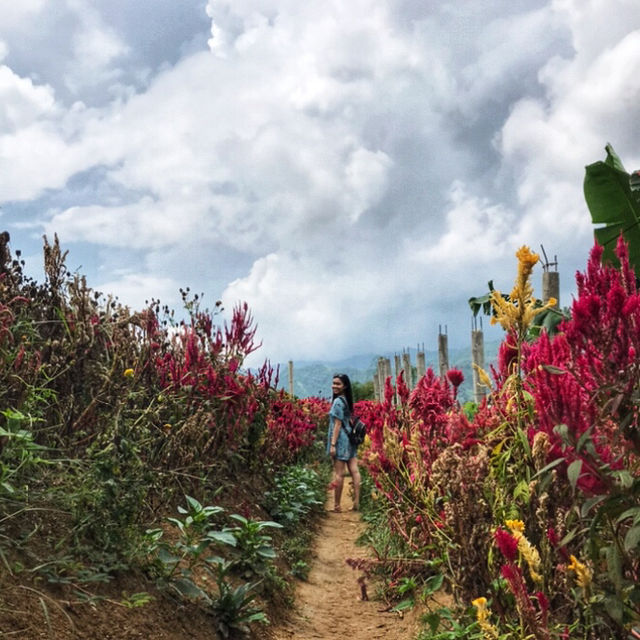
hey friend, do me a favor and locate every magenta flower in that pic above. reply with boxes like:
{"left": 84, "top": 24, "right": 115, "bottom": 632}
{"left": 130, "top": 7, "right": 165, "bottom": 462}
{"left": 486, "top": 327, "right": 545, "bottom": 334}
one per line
{"left": 446, "top": 368, "right": 464, "bottom": 388}
{"left": 495, "top": 527, "right": 519, "bottom": 562}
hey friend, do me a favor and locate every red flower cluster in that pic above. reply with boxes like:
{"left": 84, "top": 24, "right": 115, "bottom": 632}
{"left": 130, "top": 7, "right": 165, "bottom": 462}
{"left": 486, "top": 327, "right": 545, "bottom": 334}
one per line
{"left": 522, "top": 237, "right": 640, "bottom": 493}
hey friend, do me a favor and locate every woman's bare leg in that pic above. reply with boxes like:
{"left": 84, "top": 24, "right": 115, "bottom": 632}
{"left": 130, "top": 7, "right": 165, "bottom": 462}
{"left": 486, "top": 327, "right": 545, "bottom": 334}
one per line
{"left": 333, "top": 459, "right": 347, "bottom": 511}
{"left": 347, "top": 457, "right": 361, "bottom": 510}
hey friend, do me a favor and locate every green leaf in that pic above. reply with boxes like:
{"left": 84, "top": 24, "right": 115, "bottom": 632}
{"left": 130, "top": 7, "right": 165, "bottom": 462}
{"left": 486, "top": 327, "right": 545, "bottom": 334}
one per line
{"left": 172, "top": 577, "right": 207, "bottom": 601}
{"left": 604, "top": 595, "right": 624, "bottom": 624}
{"left": 423, "top": 573, "right": 444, "bottom": 596}
{"left": 559, "top": 527, "right": 579, "bottom": 548}
{"left": 157, "top": 547, "right": 180, "bottom": 567}
{"left": 423, "top": 611, "right": 443, "bottom": 634}
{"left": 581, "top": 495, "right": 607, "bottom": 518}
{"left": 256, "top": 547, "right": 276, "bottom": 559}
{"left": 613, "top": 470, "right": 634, "bottom": 489}
{"left": 513, "top": 479, "right": 530, "bottom": 503}
{"left": 584, "top": 143, "right": 640, "bottom": 276}
{"left": 624, "top": 525, "right": 640, "bottom": 553}
{"left": 1, "top": 482, "right": 14, "bottom": 494}
{"left": 531, "top": 456, "right": 564, "bottom": 480}
{"left": 516, "top": 428, "right": 531, "bottom": 457}
{"left": 166, "top": 517, "right": 185, "bottom": 534}
{"left": 540, "top": 364, "right": 567, "bottom": 375}
{"left": 468, "top": 282, "right": 496, "bottom": 317}
{"left": 391, "top": 597, "right": 415, "bottom": 612}
{"left": 206, "top": 531, "right": 237, "bottom": 547}
{"left": 606, "top": 544, "right": 623, "bottom": 591}
{"left": 185, "top": 495, "right": 202, "bottom": 513}
{"left": 256, "top": 521, "right": 283, "bottom": 530}
{"left": 616, "top": 506, "right": 640, "bottom": 525}
{"left": 567, "top": 460, "right": 582, "bottom": 492}
{"left": 553, "top": 423, "right": 571, "bottom": 446}
{"left": 575, "top": 427, "right": 594, "bottom": 453}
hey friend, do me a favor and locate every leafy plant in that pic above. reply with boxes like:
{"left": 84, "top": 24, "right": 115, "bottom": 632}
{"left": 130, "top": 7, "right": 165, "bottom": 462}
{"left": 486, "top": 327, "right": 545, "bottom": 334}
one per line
{"left": 0, "top": 408, "right": 50, "bottom": 495}
{"left": 264, "top": 464, "right": 324, "bottom": 526}
{"left": 145, "top": 498, "right": 269, "bottom": 637}
{"left": 208, "top": 558, "right": 268, "bottom": 639}
{"left": 584, "top": 143, "right": 640, "bottom": 277}
{"left": 225, "top": 514, "right": 282, "bottom": 576}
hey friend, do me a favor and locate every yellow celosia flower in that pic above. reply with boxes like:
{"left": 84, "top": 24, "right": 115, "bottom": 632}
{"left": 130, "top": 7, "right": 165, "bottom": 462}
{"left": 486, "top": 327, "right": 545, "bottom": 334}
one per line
{"left": 472, "top": 596, "right": 499, "bottom": 639}
{"left": 491, "top": 246, "right": 557, "bottom": 337}
{"left": 568, "top": 555, "right": 592, "bottom": 589}
{"left": 519, "top": 537, "right": 543, "bottom": 583}
{"left": 506, "top": 519, "right": 543, "bottom": 583}
{"left": 505, "top": 519, "right": 525, "bottom": 534}
{"left": 124, "top": 368, "right": 134, "bottom": 378}
{"left": 473, "top": 363, "right": 493, "bottom": 390}
{"left": 472, "top": 596, "right": 488, "bottom": 618}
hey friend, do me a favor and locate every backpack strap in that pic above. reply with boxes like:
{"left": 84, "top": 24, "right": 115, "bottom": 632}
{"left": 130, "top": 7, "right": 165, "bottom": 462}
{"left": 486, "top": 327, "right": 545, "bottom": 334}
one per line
{"left": 338, "top": 396, "right": 353, "bottom": 433}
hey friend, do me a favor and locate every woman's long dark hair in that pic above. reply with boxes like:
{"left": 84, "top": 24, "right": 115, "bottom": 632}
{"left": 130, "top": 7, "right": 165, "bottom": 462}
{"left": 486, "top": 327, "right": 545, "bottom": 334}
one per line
{"left": 332, "top": 374, "right": 353, "bottom": 412}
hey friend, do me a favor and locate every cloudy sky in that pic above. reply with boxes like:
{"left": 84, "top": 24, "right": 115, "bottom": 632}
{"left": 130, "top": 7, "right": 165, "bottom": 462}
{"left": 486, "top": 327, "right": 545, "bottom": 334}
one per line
{"left": 2, "top": 0, "right": 640, "bottom": 367}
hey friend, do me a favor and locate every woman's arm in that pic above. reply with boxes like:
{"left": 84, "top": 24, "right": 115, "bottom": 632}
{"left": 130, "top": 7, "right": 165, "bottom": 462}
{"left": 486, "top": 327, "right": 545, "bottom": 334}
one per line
{"left": 329, "top": 417, "right": 341, "bottom": 455}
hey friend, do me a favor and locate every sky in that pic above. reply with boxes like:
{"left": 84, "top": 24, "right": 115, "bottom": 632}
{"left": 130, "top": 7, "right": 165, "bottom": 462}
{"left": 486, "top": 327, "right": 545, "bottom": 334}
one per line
{"left": 2, "top": 0, "right": 640, "bottom": 368}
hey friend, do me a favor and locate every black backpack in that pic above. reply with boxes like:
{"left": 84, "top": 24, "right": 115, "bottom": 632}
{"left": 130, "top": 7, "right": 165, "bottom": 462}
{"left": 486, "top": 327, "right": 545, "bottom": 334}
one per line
{"left": 339, "top": 397, "right": 367, "bottom": 447}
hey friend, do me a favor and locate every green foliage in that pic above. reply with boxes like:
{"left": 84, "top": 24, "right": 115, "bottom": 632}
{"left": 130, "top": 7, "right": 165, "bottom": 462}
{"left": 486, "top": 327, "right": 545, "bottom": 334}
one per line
{"left": 352, "top": 380, "right": 375, "bottom": 401}
{"left": 208, "top": 559, "right": 269, "bottom": 639}
{"left": 584, "top": 143, "right": 640, "bottom": 277}
{"left": 262, "top": 463, "right": 327, "bottom": 581}
{"left": 224, "top": 514, "right": 282, "bottom": 576}
{"left": 0, "top": 408, "right": 50, "bottom": 495}
{"left": 417, "top": 608, "right": 484, "bottom": 640}
{"left": 263, "top": 464, "right": 325, "bottom": 527}
{"left": 145, "top": 496, "right": 272, "bottom": 636}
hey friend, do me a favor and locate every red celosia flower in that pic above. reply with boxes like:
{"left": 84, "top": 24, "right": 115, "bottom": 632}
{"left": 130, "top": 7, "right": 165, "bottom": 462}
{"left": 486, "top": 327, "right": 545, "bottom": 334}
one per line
{"left": 446, "top": 368, "right": 464, "bottom": 388}
{"left": 495, "top": 527, "right": 519, "bottom": 562}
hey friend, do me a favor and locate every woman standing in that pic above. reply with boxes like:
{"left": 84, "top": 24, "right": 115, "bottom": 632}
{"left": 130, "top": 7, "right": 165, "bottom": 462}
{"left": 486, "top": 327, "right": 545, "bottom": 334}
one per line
{"left": 326, "top": 374, "right": 361, "bottom": 512}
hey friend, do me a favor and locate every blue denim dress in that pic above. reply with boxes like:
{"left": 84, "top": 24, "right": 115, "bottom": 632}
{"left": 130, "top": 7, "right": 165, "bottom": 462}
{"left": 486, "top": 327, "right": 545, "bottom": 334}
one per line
{"left": 326, "top": 396, "right": 357, "bottom": 461}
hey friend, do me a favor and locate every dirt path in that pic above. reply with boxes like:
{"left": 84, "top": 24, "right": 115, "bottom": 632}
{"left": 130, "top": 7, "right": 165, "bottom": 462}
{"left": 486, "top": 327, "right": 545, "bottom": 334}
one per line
{"left": 269, "top": 487, "right": 421, "bottom": 640}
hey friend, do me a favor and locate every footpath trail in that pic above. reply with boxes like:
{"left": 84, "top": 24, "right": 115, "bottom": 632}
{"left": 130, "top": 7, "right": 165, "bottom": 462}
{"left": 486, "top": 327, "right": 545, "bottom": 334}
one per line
{"left": 269, "top": 487, "right": 421, "bottom": 640}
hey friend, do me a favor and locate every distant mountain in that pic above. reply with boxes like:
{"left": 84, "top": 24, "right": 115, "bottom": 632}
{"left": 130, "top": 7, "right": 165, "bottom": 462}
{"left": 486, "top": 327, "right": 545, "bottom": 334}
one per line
{"left": 278, "top": 340, "right": 502, "bottom": 402}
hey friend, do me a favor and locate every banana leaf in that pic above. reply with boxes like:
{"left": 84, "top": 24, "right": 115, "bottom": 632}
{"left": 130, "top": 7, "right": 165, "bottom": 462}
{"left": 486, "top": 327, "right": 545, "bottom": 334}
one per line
{"left": 584, "top": 143, "right": 640, "bottom": 275}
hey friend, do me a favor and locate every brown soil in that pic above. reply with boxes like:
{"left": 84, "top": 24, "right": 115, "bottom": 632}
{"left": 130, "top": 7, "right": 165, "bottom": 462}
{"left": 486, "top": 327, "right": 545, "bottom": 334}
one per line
{"left": 268, "top": 488, "right": 422, "bottom": 640}
{"left": 0, "top": 486, "right": 424, "bottom": 639}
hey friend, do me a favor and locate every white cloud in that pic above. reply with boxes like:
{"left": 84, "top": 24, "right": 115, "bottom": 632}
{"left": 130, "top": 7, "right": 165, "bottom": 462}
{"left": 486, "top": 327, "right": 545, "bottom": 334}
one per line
{"left": 94, "top": 272, "right": 179, "bottom": 309}
{"left": 0, "top": 65, "right": 56, "bottom": 131}
{"left": 66, "top": 14, "right": 129, "bottom": 94}
{"left": 3, "top": 0, "right": 640, "bottom": 366}
{"left": 409, "top": 181, "right": 516, "bottom": 266}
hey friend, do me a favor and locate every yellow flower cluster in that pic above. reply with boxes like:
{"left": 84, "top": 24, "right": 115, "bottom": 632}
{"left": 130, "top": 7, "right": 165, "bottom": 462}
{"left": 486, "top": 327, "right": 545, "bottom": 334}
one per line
{"left": 124, "top": 368, "right": 135, "bottom": 378}
{"left": 505, "top": 519, "right": 543, "bottom": 583}
{"left": 472, "top": 597, "right": 499, "bottom": 639}
{"left": 473, "top": 363, "right": 494, "bottom": 391}
{"left": 567, "top": 555, "right": 592, "bottom": 589}
{"left": 490, "top": 246, "right": 557, "bottom": 336}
